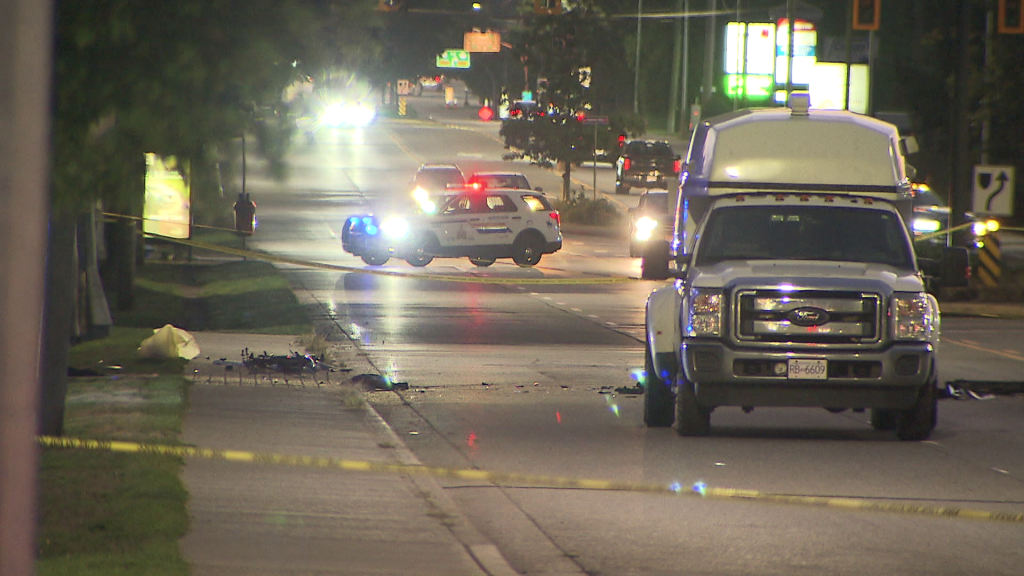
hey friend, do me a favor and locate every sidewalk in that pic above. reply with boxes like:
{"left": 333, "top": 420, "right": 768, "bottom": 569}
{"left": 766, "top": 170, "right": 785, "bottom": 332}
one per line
{"left": 179, "top": 332, "right": 518, "bottom": 576}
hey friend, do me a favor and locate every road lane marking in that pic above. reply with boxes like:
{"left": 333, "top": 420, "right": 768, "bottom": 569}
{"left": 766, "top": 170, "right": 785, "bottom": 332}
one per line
{"left": 945, "top": 338, "right": 1024, "bottom": 362}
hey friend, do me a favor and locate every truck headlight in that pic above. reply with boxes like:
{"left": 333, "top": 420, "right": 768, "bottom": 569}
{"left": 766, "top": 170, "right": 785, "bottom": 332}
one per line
{"left": 891, "top": 292, "right": 934, "bottom": 341}
{"left": 634, "top": 216, "right": 658, "bottom": 241}
{"left": 686, "top": 288, "right": 723, "bottom": 337}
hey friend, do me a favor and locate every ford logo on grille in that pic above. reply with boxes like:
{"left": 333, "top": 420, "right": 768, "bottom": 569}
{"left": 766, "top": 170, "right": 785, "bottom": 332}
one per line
{"left": 786, "top": 307, "right": 830, "bottom": 327}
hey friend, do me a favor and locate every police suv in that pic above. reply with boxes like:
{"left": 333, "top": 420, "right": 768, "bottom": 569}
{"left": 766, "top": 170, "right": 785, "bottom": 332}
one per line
{"left": 342, "top": 184, "right": 562, "bottom": 268}
{"left": 642, "top": 95, "right": 969, "bottom": 441}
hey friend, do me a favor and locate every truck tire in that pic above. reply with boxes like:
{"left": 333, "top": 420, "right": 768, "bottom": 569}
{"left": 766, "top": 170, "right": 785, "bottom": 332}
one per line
{"left": 870, "top": 408, "right": 897, "bottom": 431}
{"left": 674, "top": 378, "right": 711, "bottom": 436}
{"left": 895, "top": 381, "right": 937, "bottom": 441}
{"left": 643, "top": 340, "right": 675, "bottom": 427}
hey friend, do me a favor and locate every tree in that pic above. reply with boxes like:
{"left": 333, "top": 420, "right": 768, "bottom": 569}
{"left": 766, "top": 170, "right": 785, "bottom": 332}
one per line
{"left": 43, "top": 0, "right": 382, "bottom": 435}
{"left": 499, "top": 2, "right": 643, "bottom": 200}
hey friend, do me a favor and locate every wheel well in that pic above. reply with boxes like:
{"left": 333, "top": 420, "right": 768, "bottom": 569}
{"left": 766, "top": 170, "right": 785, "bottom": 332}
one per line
{"left": 514, "top": 228, "right": 545, "bottom": 246}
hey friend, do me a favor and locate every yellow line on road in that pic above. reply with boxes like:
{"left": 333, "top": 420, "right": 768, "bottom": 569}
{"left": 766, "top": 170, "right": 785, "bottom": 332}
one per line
{"left": 38, "top": 436, "right": 1024, "bottom": 525}
{"left": 945, "top": 338, "right": 1024, "bottom": 362}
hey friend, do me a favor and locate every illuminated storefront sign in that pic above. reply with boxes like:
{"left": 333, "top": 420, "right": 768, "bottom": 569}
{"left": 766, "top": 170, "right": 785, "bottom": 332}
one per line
{"left": 143, "top": 153, "right": 191, "bottom": 239}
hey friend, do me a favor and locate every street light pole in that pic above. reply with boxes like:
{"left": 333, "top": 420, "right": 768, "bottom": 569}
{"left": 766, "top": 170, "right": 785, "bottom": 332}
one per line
{"left": 634, "top": 0, "right": 643, "bottom": 114}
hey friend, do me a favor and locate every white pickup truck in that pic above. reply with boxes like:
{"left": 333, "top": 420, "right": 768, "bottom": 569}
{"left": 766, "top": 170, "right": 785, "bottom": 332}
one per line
{"left": 643, "top": 95, "right": 968, "bottom": 440}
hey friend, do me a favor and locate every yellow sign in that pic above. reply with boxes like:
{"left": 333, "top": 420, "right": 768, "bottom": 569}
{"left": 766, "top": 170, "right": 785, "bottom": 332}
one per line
{"left": 143, "top": 154, "right": 191, "bottom": 239}
{"left": 464, "top": 31, "right": 501, "bottom": 53}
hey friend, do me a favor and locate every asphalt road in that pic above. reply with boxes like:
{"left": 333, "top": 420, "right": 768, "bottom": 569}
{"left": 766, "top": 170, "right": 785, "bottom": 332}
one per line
{"left": 243, "top": 91, "right": 1024, "bottom": 576}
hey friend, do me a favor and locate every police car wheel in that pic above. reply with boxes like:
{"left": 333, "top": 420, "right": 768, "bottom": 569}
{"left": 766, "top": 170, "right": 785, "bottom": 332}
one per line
{"left": 469, "top": 257, "right": 496, "bottom": 267}
{"left": 512, "top": 233, "right": 544, "bottom": 266}
{"left": 361, "top": 250, "right": 390, "bottom": 266}
{"left": 406, "top": 233, "right": 438, "bottom": 267}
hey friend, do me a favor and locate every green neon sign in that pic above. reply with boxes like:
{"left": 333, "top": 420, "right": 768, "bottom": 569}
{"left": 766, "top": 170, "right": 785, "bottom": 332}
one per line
{"left": 725, "top": 74, "right": 774, "bottom": 99}
{"left": 436, "top": 49, "right": 471, "bottom": 69}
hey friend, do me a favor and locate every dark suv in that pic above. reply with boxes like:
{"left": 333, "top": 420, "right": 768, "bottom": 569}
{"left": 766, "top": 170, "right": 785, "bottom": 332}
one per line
{"left": 614, "top": 140, "right": 681, "bottom": 195}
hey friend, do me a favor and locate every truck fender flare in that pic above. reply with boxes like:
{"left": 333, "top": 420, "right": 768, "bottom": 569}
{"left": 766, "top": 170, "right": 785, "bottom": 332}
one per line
{"left": 646, "top": 284, "right": 682, "bottom": 378}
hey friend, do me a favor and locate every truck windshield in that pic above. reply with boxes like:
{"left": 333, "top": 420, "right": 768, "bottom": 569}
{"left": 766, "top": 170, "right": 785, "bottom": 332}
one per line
{"left": 695, "top": 205, "right": 914, "bottom": 269}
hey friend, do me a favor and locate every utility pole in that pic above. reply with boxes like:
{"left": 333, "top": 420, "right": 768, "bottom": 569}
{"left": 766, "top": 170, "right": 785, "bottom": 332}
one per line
{"left": 634, "top": 0, "right": 643, "bottom": 114}
{"left": 668, "top": 0, "right": 684, "bottom": 133}
{"left": 1, "top": 2, "right": 54, "bottom": 576}
{"left": 700, "top": 0, "right": 716, "bottom": 111}
{"left": 950, "top": 0, "right": 973, "bottom": 245}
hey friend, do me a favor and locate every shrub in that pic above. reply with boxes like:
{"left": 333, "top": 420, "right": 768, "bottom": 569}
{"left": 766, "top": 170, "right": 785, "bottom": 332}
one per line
{"left": 552, "top": 188, "right": 623, "bottom": 226}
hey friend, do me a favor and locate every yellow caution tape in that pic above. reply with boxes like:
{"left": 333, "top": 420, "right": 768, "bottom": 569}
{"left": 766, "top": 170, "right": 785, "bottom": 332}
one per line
{"left": 914, "top": 221, "right": 975, "bottom": 244}
{"left": 38, "top": 436, "right": 1024, "bottom": 524}
{"left": 115, "top": 220, "right": 634, "bottom": 285}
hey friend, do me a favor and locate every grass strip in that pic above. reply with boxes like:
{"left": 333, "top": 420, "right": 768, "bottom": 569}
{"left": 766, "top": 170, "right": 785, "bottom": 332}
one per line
{"left": 39, "top": 254, "right": 315, "bottom": 574}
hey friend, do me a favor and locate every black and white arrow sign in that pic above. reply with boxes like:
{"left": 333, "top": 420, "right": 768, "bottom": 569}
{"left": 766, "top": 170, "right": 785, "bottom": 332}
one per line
{"left": 972, "top": 165, "right": 1016, "bottom": 216}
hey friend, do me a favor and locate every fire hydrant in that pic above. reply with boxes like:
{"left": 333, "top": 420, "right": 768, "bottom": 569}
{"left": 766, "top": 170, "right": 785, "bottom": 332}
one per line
{"left": 233, "top": 192, "right": 256, "bottom": 235}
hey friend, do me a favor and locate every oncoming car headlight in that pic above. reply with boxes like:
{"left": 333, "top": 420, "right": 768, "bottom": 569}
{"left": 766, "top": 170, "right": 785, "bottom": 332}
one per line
{"left": 686, "top": 288, "right": 723, "bottom": 337}
{"left": 891, "top": 292, "right": 934, "bottom": 341}
{"left": 380, "top": 217, "right": 409, "bottom": 239}
{"left": 634, "top": 216, "right": 659, "bottom": 241}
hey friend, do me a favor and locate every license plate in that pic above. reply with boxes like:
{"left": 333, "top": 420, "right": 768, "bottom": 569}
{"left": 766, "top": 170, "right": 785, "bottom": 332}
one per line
{"left": 788, "top": 358, "right": 827, "bottom": 380}
{"left": 646, "top": 173, "right": 659, "bottom": 182}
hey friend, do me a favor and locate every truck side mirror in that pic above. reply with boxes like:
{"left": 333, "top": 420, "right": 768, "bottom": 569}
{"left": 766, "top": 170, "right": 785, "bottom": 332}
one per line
{"left": 900, "top": 136, "right": 919, "bottom": 155}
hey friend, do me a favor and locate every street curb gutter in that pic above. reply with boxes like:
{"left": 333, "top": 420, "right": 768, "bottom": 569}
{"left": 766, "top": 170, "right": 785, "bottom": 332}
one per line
{"left": 361, "top": 403, "right": 521, "bottom": 576}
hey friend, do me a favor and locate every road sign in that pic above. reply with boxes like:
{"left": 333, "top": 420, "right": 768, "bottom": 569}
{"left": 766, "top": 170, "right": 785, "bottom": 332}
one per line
{"left": 972, "top": 165, "right": 1016, "bottom": 216}
{"left": 581, "top": 115, "right": 609, "bottom": 126}
{"left": 397, "top": 79, "right": 411, "bottom": 96}
{"left": 436, "top": 49, "right": 471, "bottom": 69}
{"left": 464, "top": 31, "right": 500, "bottom": 53}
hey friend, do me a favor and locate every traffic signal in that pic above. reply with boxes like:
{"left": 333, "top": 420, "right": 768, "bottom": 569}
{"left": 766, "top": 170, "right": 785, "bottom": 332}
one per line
{"left": 534, "top": 0, "right": 562, "bottom": 16}
{"left": 852, "top": 0, "right": 880, "bottom": 31}
{"left": 998, "top": 0, "right": 1024, "bottom": 34}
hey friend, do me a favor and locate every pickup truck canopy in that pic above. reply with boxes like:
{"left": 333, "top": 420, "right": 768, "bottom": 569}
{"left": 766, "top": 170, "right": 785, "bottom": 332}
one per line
{"left": 683, "top": 108, "right": 911, "bottom": 200}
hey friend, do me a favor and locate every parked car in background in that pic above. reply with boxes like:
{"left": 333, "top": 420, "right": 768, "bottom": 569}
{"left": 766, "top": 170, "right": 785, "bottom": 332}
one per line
{"left": 467, "top": 172, "right": 540, "bottom": 192}
{"left": 411, "top": 163, "right": 465, "bottom": 213}
{"left": 628, "top": 190, "right": 670, "bottom": 257}
{"left": 615, "top": 140, "right": 681, "bottom": 195}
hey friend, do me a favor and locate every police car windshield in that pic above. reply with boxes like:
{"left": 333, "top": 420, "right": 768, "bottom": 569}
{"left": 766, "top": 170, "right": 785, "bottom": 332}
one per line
{"left": 695, "top": 205, "right": 914, "bottom": 269}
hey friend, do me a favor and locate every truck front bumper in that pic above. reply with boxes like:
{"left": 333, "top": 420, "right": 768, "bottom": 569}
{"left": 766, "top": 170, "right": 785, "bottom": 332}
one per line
{"left": 681, "top": 340, "right": 935, "bottom": 409}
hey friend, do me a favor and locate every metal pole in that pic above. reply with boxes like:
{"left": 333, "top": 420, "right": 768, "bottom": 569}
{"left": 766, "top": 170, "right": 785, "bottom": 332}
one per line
{"left": 844, "top": 0, "right": 852, "bottom": 110}
{"left": 634, "top": 0, "right": 643, "bottom": 114}
{"left": 700, "top": 0, "right": 716, "bottom": 110}
{"left": 734, "top": 0, "right": 742, "bottom": 111}
{"left": 668, "top": 0, "right": 684, "bottom": 132}
{"left": 593, "top": 124, "right": 598, "bottom": 199}
{"left": 681, "top": 0, "right": 691, "bottom": 134}
{"left": 785, "top": 0, "right": 794, "bottom": 99}
{"left": 981, "top": 7, "right": 993, "bottom": 164}
{"left": 0, "top": 1, "right": 54, "bottom": 575}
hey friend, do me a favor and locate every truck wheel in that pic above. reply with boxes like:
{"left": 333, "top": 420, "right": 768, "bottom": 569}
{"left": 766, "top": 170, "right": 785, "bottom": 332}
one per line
{"left": 615, "top": 182, "right": 630, "bottom": 195}
{"left": 895, "top": 381, "right": 937, "bottom": 441}
{"left": 870, "top": 408, "right": 897, "bottom": 431}
{"left": 643, "top": 340, "right": 675, "bottom": 427}
{"left": 674, "top": 378, "right": 711, "bottom": 437}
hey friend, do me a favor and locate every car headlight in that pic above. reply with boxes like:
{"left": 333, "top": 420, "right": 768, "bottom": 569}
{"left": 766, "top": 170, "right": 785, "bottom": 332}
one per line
{"left": 891, "top": 292, "right": 934, "bottom": 342}
{"left": 912, "top": 218, "right": 941, "bottom": 234}
{"left": 634, "top": 216, "right": 658, "bottom": 241}
{"left": 321, "top": 103, "right": 345, "bottom": 127}
{"left": 380, "top": 217, "right": 408, "bottom": 239}
{"left": 686, "top": 288, "right": 723, "bottom": 337}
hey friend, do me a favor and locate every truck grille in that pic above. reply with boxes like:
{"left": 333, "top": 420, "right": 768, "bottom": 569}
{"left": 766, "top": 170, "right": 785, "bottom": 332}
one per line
{"left": 735, "top": 289, "right": 881, "bottom": 344}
